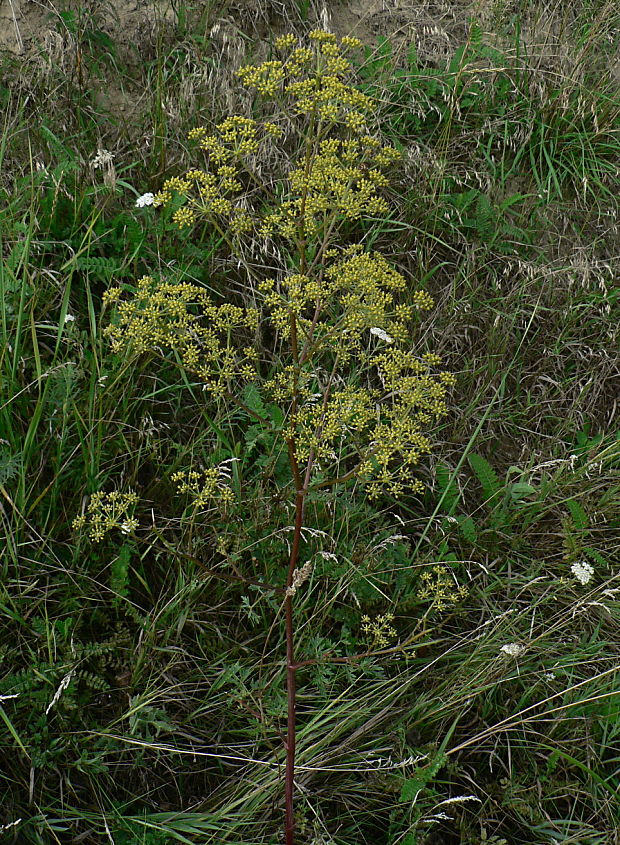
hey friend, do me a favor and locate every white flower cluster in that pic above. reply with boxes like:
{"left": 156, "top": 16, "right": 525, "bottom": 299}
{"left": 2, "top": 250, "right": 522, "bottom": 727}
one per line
{"left": 370, "top": 326, "right": 394, "bottom": 343}
{"left": 571, "top": 560, "right": 594, "bottom": 585}
{"left": 500, "top": 642, "right": 524, "bottom": 658}
{"left": 135, "top": 192, "right": 155, "bottom": 208}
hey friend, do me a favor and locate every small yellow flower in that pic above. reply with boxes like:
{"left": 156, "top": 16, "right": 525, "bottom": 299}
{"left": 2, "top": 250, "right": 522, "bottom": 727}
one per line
{"left": 340, "top": 36, "right": 363, "bottom": 50}
{"left": 173, "top": 467, "right": 236, "bottom": 509}
{"left": 361, "top": 611, "right": 397, "bottom": 649}
{"left": 275, "top": 34, "right": 296, "bottom": 50}
{"left": 101, "top": 29, "right": 454, "bottom": 507}
{"left": 417, "top": 566, "right": 468, "bottom": 612}
{"left": 73, "top": 490, "right": 140, "bottom": 543}
{"left": 172, "top": 206, "right": 196, "bottom": 228}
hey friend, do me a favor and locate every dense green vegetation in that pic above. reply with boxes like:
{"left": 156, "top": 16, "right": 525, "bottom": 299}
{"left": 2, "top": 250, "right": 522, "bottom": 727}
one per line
{"left": 1, "top": 2, "right": 619, "bottom": 843}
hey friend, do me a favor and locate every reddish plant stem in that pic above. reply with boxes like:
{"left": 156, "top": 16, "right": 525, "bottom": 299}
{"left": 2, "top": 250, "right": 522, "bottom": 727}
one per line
{"left": 284, "top": 488, "right": 306, "bottom": 845}
{"left": 285, "top": 112, "right": 318, "bottom": 843}
{"left": 284, "top": 434, "right": 319, "bottom": 843}
{"left": 284, "top": 366, "right": 338, "bottom": 832}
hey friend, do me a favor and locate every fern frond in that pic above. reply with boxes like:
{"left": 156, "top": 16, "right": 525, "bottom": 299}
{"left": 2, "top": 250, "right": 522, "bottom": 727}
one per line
{"left": 468, "top": 452, "right": 502, "bottom": 503}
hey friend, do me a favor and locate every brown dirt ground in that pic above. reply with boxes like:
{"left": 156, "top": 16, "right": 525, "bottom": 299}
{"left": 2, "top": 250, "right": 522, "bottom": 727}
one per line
{"left": 2, "top": 0, "right": 618, "bottom": 82}
{"left": 1, "top": 0, "right": 617, "bottom": 140}
{"left": 0, "top": 0, "right": 177, "bottom": 55}
{"left": 0, "top": 0, "right": 576, "bottom": 62}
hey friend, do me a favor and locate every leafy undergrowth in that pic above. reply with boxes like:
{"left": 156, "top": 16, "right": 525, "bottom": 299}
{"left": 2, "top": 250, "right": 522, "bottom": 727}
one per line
{"left": 1, "top": 1, "right": 619, "bottom": 843}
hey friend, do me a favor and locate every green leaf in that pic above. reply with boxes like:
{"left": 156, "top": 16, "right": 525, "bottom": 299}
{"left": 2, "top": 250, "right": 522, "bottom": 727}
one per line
{"left": 0, "top": 445, "right": 21, "bottom": 485}
{"left": 407, "top": 41, "right": 418, "bottom": 70}
{"left": 435, "top": 462, "right": 460, "bottom": 515}
{"left": 243, "top": 382, "right": 266, "bottom": 418}
{"left": 458, "top": 515, "right": 478, "bottom": 543}
{"left": 399, "top": 753, "right": 447, "bottom": 802}
{"left": 468, "top": 452, "right": 502, "bottom": 502}
{"left": 400, "top": 775, "right": 428, "bottom": 802}
{"left": 110, "top": 543, "right": 132, "bottom": 602}
{"left": 566, "top": 499, "right": 589, "bottom": 531}
{"left": 508, "top": 482, "right": 537, "bottom": 501}
{"left": 584, "top": 547, "right": 607, "bottom": 568}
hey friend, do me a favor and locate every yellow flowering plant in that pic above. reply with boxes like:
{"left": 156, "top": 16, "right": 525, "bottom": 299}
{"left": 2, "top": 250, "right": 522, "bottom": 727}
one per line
{"left": 97, "top": 30, "right": 455, "bottom": 844}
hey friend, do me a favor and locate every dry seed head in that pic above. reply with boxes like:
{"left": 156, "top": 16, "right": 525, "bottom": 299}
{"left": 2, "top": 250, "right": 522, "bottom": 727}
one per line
{"left": 286, "top": 562, "right": 313, "bottom": 597}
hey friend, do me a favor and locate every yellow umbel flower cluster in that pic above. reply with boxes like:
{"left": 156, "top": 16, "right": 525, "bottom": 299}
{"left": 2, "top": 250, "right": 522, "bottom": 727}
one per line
{"left": 264, "top": 365, "right": 314, "bottom": 404}
{"left": 260, "top": 138, "right": 399, "bottom": 241}
{"left": 361, "top": 610, "right": 397, "bottom": 649}
{"left": 152, "top": 117, "right": 281, "bottom": 235}
{"left": 171, "top": 469, "right": 235, "bottom": 509}
{"left": 257, "top": 245, "right": 454, "bottom": 496}
{"left": 417, "top": 566, "right": 468, "bottom": 612}
{"left": 289, "top": 386, "right": 377, "bottom": 464}
{"left": 288, "top": 357, "right": 452, "bottom": 499}
{"left": 72, "top": 490, "right": 139, "bottom": 542}
{"left": 101, "top": 30, "right": 455, "bottom": 504}
{"left": 103, "top": 276, "right": 259, "bottom": 398}
{"left": 259, "top": 246, "right": 431, "bottom": 360}
{"left": 325, "top": 248, "right": 414, "bottom": 348}
{"left": 147, "top": 33, "right": 399, "bottom": 247}
{"left": 238, "top": 30, "right": 369, "bottom": 127}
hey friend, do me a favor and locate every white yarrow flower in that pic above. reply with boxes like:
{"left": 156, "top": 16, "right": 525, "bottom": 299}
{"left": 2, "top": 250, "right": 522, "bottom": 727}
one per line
{"left": 571, "top": 560, "right": 594, "bottom": 585}
{"left": 119, "top": 518, "right": 139, "bottom": 535}
{"left": 370, "top": 327, "right": 394, "bottom": 343}
{"left": 64, "top": 313, "right": 76, "bottom": 323}
{"left": 500, "top": 642, "right": 524, "bottom": 658}
{"left": 135, "top": 192, "right": 155, "bottom": 208}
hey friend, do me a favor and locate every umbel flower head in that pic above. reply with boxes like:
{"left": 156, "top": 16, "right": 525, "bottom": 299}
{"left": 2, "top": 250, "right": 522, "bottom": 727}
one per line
{"left": 72, "top": 490, "right": 139, "bottom": 542}
{"left": 361, "top": 611, "right": 397, "bottom": 649}
{"left": 103, "top": 276, "right": 259, "bottom": 399}
{"left": 148, "top": 32, "right": 399, "bottom": 244}
{"left": 239, "top": 30, "right": 369, "bottom": 125}
{"left": 101, "top": 31, "right": 455, "bottom": 501}
{"left": 172, "top": 468, "right": 235, "bottom": 509}
{"left": 571, "top": 560, "right": 594, "bottom": 585}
